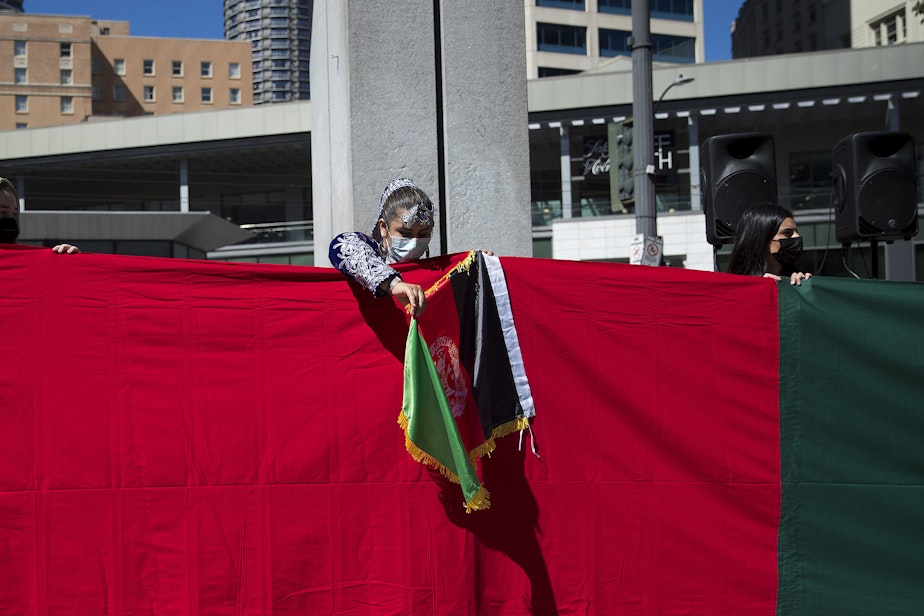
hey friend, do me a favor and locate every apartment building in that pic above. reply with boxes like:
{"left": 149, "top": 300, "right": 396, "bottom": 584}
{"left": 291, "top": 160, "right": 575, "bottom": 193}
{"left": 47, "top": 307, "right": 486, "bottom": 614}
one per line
{"left": 524, "top": 0, "right": 705, "bottom": 78}
{"left": 731, "top": 0, "right": 924, "bottom": 58}
{"left": 0, "top": 13, "right": 252, "bottom": 130}
{"left": 0, "top": 14, "right": 107, "bottom": 130}
{"left": 92, "top": 36, "right": 253, "bottom": 117}
{"left": 224, "top": 0, "right": 313, "bottom": 103}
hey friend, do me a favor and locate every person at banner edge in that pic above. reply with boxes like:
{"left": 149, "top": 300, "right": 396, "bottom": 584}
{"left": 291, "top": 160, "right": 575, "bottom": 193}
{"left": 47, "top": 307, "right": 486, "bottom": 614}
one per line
{"left": 727, "top": 204, "right": 812, "bottom": 286}
{"left": 0, "top": 177, "right": 80, "bottom": 254}
{"left": 329, "top": 178, "right": 434, "bottom": 317}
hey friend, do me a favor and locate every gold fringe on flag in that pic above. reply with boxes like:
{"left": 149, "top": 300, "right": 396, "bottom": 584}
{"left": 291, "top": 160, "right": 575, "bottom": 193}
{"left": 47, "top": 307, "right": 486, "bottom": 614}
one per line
{"left": 467, "top": 416, "right": 532, "bottom": 462}
{"left": 422, "top": 250, "right": 477, "bottom": 298}
{"left": 397, "top": 411, "right": 491, "bottom": 513}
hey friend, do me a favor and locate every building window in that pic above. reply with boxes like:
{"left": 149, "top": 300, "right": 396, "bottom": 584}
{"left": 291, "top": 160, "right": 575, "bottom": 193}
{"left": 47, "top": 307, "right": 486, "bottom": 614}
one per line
{"left": 60, "top": 96, "right": 73, "bottom": 114}
{"left": 538, "top": 66, "right": 582, "bottom": 78}
{"left": 60, "top": 69, "right": 72, "bottom": 85}
{"left": 229, "top": 62, "right": 241, "bottom": 79}
{"left": 15, "top": 95, "right": 27, "bottom": 113}
{"left": 599, "top": 29, "right": 632, "bottom": 57}
{"left": 201, "top": 61, "right": 213, "bottom": 78}
{"left": 143, "top": 85, "right": 155, "bottom": 102}
{"left": 114, "top": 58, "right": 125, "bottom": 75}
{"left": 60, "top": 42, "right": 71, "bottom": 58}
{"left": 15, "top": 123, "right": 27, "bottom": 130}
{"left": 536, "top": 0, "right": 585, "bottom": 9}
{"left": 92, "top": 85, "right": 102, "bottom": 100}
{"left": 99, "top": 26, "right": 110, "bottom": 35}
{"left": 201, "top": 87, "right": 213, "bottom": 103}
{"left": 871, "top": 10, "right": 906, "bottom": 46}
{"left": 91, "top": 58, "right": 101, "bottom": 74}
{"left": 537, "top": 23, "right": 587, "bottom": 55}
{"left": 651, "top": 33, "right": 695, "bottom": 63}
{"left": 230, "top": 87, "right": 241, "bottom": 104}
{"left": 14, "top": 68, "right": 27, "bottom": 84}
{"left": 14, "top": 40, "right": 26, "bottom": 56}
{"left": 599, "top": 29, "right": 695, "bottom": 63}
{"left": 114, "top": 85, "right": 126, "bottom": 101}
{"left": 650, "top": 0, "right": 694, "bottom": 21}
{"left": 599, "top": 0, "right": 692, "bottom": 19}
{"left": 598, "top": 0, "right": 631, "bottom": 14}
{"left": 172, "top": 60, "right": 183, "bottom": 76}
{"left": 172, "top": 86, "right": 184, "bottom": 102}
{"left": 143, "top": 59, "right": 155, "bottom": 75}
{"left": 788, "top": 151, "right": 833, "bottom": 210}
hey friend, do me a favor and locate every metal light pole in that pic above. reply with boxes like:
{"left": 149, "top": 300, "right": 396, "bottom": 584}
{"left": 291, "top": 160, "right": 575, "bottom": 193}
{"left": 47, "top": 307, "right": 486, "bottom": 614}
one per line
{"left": 631, "top": 0, "right": 655, "bottom": 239}
{"left": 629, "top": 5, "right": 695, "bottom": 266}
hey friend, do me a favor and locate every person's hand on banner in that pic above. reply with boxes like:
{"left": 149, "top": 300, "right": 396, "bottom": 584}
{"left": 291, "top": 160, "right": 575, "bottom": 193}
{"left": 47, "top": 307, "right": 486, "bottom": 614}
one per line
{"left": 52, "top": 244, "right": 81, "bottom": 254}
{"left": 391, "top": 279, "right": 426, "bottom": 317}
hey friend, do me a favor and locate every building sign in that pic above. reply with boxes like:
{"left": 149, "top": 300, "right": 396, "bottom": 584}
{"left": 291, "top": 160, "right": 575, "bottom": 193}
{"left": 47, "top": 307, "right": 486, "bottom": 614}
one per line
{"left": 654, "top": 130, "right": 676, "bottom": 171}
{"left": 582, "top": 137, "right": 609, "bottom": 178}
{"left": 583, "top": 130, "right": 677, "bottom": 178}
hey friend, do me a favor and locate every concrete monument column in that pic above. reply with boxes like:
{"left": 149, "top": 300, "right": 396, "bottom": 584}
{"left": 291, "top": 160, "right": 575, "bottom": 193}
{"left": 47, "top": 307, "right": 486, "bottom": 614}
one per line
{"left": 311, "top": 1, "right": 532, "bottom": 265}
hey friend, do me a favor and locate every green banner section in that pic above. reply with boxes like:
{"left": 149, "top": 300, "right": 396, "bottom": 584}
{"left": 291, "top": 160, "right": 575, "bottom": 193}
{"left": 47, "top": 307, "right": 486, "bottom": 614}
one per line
{"left": 778, "top": 277, "right": 924, "bottom": 615}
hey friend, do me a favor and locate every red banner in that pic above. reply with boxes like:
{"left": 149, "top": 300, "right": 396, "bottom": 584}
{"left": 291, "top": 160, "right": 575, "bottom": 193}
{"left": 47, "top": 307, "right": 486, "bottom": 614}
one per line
{"left": 0, "top": 247, "right": 780, "bottom": 615}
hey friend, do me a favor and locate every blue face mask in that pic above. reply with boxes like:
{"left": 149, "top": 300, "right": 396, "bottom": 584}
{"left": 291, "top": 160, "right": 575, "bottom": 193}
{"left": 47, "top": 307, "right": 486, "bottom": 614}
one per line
{"left": 387, "top": 234, "right": 431, "bottom": 263}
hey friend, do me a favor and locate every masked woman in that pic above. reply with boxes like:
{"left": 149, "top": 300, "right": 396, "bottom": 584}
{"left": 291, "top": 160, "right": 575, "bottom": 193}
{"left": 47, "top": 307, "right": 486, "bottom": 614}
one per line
{"left": 727, "top": 204, "right": 812, "bottom": 285}
{"left": 329, "top": 178, "right": 434, "bottom": 316}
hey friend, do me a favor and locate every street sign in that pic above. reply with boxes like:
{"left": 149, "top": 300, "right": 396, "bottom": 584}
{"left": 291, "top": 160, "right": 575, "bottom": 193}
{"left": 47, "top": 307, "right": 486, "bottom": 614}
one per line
{"left": 630, "top": 233, "right": 662, "bottom": 266}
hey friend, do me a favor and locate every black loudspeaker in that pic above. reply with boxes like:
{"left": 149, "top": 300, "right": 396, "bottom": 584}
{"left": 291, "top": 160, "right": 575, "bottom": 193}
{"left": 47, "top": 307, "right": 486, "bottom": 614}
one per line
{"left": 701, "top": 133, "right": 777, "bottom": 247}
{"left": 833, "top": 131, "right": 918, "bottom": 243}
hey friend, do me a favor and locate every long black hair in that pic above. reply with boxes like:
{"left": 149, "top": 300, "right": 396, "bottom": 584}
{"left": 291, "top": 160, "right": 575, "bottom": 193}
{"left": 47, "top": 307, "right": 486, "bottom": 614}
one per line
{"left": 727, "top": 205, "right": 794, "bottom": 276}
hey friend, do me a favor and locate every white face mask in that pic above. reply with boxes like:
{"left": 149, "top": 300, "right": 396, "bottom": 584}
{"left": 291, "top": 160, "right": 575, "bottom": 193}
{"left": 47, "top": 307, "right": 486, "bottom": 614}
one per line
{"left": 386, "top": 234, "right": 431, "bottom": 263}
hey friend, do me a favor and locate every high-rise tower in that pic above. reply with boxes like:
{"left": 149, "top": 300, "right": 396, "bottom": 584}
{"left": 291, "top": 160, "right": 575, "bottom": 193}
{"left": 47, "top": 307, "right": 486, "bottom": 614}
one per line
{"left": 224, "top": 0, "right": 312, "bottom": 103}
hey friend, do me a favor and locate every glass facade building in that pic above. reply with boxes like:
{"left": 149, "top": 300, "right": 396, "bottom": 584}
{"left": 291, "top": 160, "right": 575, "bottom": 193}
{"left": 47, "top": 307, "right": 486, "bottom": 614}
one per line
{"left": 526, "top": 0, "right": 703, "bottom": 79}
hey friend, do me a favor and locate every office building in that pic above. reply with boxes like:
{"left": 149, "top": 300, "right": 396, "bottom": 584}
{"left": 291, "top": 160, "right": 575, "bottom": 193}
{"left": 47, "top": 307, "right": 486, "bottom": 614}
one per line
{"left": 92, "top": 35, "right": 253, "bottom": 117}
{"left": 224, "top": 0, "right": 313, "bottom": 103}
{"left": 524, "top": 0, "right": 704, "bottom": 78}
{"left": 732, "top": 0, "right": 924, "bottom": 58}
{"left": 0, "top": 12, "right": 252, "bottom": 130}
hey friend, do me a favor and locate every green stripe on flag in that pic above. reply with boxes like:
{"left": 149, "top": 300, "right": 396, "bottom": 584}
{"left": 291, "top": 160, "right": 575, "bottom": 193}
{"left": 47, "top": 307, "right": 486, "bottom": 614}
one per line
{"left": 778, "top": 277, "right": 924, "bottom": 615}
{"left": 399, "top": 318, "right": 489, "bottom": 513}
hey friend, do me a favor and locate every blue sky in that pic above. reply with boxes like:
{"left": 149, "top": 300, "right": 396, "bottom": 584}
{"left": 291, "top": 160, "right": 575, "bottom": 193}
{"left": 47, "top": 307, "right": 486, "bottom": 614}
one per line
{"left": 26, "top": 0, "right": 225, "bottom": 40}
{"left": 25, "top": 0, "right": 743, "bottom": 62}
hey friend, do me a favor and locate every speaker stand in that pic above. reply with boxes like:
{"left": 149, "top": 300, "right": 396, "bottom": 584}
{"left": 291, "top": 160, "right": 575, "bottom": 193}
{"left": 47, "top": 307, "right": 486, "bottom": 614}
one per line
{"left": 870, "top": 240, "right": 879, "bottom": 279}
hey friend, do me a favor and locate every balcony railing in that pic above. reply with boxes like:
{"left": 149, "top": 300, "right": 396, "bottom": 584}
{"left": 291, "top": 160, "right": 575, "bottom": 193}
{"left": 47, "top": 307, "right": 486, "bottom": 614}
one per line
{"left": 239, "top": 220, "right": 313, "bottom": 243}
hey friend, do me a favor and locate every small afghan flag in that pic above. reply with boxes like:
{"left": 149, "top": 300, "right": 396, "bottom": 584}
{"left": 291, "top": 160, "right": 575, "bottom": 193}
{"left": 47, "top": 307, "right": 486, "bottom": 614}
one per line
{"left": 398, "top": 251, "right": 536, "bottom": 512}
{"left": 399, "top": 317, "right": 489, "bottom": 513}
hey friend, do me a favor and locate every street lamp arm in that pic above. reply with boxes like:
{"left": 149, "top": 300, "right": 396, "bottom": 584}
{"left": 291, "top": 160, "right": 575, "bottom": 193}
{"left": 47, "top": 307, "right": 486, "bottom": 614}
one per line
{"left": 654, "top": 74, "right": 695, "bottom": 115}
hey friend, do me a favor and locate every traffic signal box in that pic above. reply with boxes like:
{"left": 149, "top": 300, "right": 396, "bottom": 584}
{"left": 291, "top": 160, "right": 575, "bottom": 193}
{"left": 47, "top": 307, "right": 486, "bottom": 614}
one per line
{"left": 609, "top": 118, "right": 634, "bottom": 212}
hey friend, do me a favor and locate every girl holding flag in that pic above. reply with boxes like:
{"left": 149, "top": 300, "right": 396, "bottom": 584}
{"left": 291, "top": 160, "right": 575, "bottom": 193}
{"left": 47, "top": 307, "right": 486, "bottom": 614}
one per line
{"left": 329, "top": 178, "right": 433, "bottom": 316}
